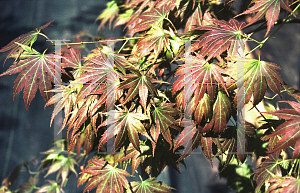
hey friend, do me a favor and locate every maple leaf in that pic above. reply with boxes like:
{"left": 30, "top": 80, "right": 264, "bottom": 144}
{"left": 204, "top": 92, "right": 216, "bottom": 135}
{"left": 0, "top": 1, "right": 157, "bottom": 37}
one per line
{"left": 173, "top": 119, "right": 202, "bottom": 161}
{"left": 268, "top": 176, "right": 300, "bottom": 193}
{"left": 210, "top": 91, "right": 231, "bottom": 133}
{"left": 252, "top": 151, "right": 282, "bottom": 193}
{"left": 185, "top": 3, "right": 202, "bottom": 33}
{"left": 131, "top": 178, "right": 174, "bottom": 193}
{"left": 78, "top": 157, "right": 130, "bottom": 193}
{"left": 45, "top": 84, "right": 78, "bottom": 128}
{"left": 0, "top": 44, "right": 67, "bottom": 110}
{"left": 96, "top": 0, "right": 119, "bottom": 30}
{"left": 152, "top": 101, "right": 179, "bottom": 149}
{"left": 239, "top": 59, "right": 283, "bottom": 107}
{"left": 134, "top": 25, "right": 170, "bottom": 59}
{"left": 172, "top": 53, "right": 228, "bottom": 109}
{"left": 98, "top": 107, "right": 152, "bottom": 152}
{"left": 61, "top": 45, "right": 82, "bottom": 79}
{"left": 43, "top": 154, "right": 78, "bottom": 186}
{"left": 0, "top": 20, "right": 53, "bottom": 64}
{"left": 143, "top": 138, "right": 186, "bottom": 177}
{"left": 36, "top": 180, "right": 63, "bottom": 193}
{"left": 19, "top": 176, "right": 38, "bottom": 193}
{"left": 73, "top": 47, "right": 123, "bottom": 102}
{"left": 114, "top": 143, "right": 150, "bottom": 175}
{"left": 236, "top": 0, "right": 295, "bottom": 36}
{"left": 262, "top": 101, "right": 300, "bottom": 158}
{"left": 119, "top": 69, "right": 158, "bottom": 110}
{"left": 127, "top": 4, "right": 170, "bottom": 35}
{"left": 191, "top": 19, "right": 245, "bottom": 61}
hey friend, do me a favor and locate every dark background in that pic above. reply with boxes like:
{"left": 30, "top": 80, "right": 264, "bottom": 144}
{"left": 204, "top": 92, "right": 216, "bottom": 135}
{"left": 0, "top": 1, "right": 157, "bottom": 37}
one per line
{"left": 0, "top": 0, "right": 299, "bottom": 193}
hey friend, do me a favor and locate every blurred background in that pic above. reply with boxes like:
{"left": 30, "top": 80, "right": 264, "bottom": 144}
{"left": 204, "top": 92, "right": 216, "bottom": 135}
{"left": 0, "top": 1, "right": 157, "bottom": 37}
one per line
{"left": 0, "top": 0, "right": 299, "bottom": 193}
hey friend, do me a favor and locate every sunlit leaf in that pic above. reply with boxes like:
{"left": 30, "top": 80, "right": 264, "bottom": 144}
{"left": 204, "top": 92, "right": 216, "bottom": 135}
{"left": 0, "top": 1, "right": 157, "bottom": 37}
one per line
{"left": 236, "top": 0, "right": 295, "bottom": 36}
{"left": 131, "top": 178, "right": 174, "bottom": 193}
{"left": 0, "top": 20, "right": 53, "bottom": 64}
{"left": 79, "top": 157, "right": 130, "bottom": 193}
{"left": 263, "top": 101, "right": 300, "bottom": 158}
{"left": 0, "top": 44, "right": 66, "bottom": 110}
{"left": 192, "top": 19, "right": 245, "bottom": 61}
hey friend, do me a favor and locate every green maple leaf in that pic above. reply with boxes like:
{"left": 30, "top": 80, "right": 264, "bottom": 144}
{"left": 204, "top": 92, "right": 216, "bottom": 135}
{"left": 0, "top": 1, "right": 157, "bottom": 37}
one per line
{"left": 43, "top": 154, "right": 78, "bottom": 186}
{"left": 236, "top": 0, "right": 295, "bottom": 36}
{"left": 78, "top": 157, "right": 130, "bottom": 193}
{"left": 96, "top": 0, "right": 119, "bottom": 30}
{"left": 131, "top": 178, "right": 174, "bottom": 193}
{"left": 0, "top": 44, "right": 67, "bottom": 110}
{"left": 0, "top": 20, "right": 53, "bottom": 64}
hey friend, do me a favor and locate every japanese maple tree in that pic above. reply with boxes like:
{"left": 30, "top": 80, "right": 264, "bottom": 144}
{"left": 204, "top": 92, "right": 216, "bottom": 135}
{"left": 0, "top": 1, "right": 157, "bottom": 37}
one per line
{"left": 1, "top": 0, "right": 300, "bottom": 193}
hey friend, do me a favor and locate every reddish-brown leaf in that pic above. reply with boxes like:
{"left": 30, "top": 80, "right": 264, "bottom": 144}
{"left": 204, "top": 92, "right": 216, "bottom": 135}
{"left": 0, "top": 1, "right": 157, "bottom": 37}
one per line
{"left": 0, "top": 20, "right": 53, "bottom": 64}
{"left": 263, "top": 101, "right": 300, "bottom": 158}
{"left": 236, "top": 0, "right": 295, "bottom": 36}
{"left": 0, "top": 44, "right": 66, "bottom": 110}
{"left": 191, "top": 19, "right": 245, "bottom": 61}
{"left": 79, "top": 157, "right": 130, "bottom": 193}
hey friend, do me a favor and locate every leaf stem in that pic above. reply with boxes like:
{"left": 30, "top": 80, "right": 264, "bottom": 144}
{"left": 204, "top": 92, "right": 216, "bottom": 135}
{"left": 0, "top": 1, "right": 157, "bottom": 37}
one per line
{"left": 38, "top": 32, "right": 53, "bottom": 44}
{"left": 164, "top": 18, "right": 177, "bottom": 34}
{"left": 52, "top": 37, "right": 143, "bottom": 46}
{"left": 241, "top": 34, "right": 261, "bottom": 44}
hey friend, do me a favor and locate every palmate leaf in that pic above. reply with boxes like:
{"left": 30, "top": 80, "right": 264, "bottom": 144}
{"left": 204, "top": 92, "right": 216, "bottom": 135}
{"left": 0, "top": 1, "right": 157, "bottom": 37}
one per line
{"left": 173, "top": 119, "right": 202, "bottom": 161}
{"left": 78, "top": 157, "right": 130, "bottom": 193}
{"left": 119, "top": 69, "right": 158, "bottom": 110}
{"left": 134, "top": 25, "right": 169, "bottom": 59}
{"left": 61, "top": 45, "right": 82, "bottom": 79}
{"left": 191, "top": 19, "right": 245, "bottom": 61}
{"left": 43, "top": 154, "right": 78, "bottom": 186}
{"left": 252, "top": 151, "right": 282, "bottom": 193}
{"left": 73, "top": 47, "right": 123, "bottom": 102}
{"left": 127, "top": 4, "right": 170, "bottom": 35}
{"left": 263, "top": 101, "right": 300, "bottom": 158}
{"left": 240, "top": 59, "right": 283, "bottom": 107}
{"left": 19, "top": 176, "right": 38, "bottom": 193}
{"left": 0, "top": 20, "right": 53, "bottom": 64}
{"left": 172, "top": 53, "right": 227, "bottom": 109}
{"left": 45, "top": 84, "right": 78, "bottom": 127}
{"left": 185, "top": 3, "right": 202, "bottom": 33}
{"left": 114, "top": 143, "right": 150, "bottom": 175}
{"left": 36, "top": 180, "right": 63, "bottom": 193}
{"left": 98, "top": 108, "right": 152, "bottom": 152}
{"left": 131, "top": 178, "right": 174, "bottom": 193}
{"left": 0, "top": 44, "right": 66, "bottom": 110}
{"left": 152, "top": 101, "right": 179, "bottom": 149}
{"left": 236, "top": 0, "right": 295, "bottom": 36}
{"left": 96, "top": 0, "right": 119, "bottom": 30}
{"left": 268, "top": 176, "right": 300, "bottom": 193}
{"left": 210, "top": 91, "right": 231, "bottom": 133}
